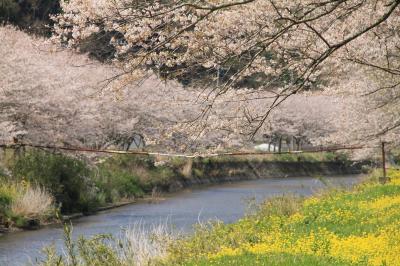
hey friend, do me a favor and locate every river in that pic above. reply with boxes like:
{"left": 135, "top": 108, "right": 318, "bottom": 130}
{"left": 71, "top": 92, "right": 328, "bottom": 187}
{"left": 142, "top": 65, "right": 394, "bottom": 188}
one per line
{"left": 0, "top": 175, "right": 363, "bottom": 265}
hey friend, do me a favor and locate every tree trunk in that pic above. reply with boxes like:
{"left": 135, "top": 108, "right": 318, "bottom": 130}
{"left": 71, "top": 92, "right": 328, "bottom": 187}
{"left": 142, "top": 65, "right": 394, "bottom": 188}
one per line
{"left": 291, "top": 136, "right": 294, "bottom": 151}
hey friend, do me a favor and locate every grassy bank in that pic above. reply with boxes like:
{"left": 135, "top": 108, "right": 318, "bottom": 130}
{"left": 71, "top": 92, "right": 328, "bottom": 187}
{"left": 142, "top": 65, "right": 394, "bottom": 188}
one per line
{"left": 1, "top": 150, "right": 177, "bottom": 231}
{"left": 167, "top": 169, "right": 400, "bottom": 266}
{"left": 0, "top": 148, "right": 359, "bottom": 231}
{"left": 33, "top": 169, "right": 400, "bottom": 265}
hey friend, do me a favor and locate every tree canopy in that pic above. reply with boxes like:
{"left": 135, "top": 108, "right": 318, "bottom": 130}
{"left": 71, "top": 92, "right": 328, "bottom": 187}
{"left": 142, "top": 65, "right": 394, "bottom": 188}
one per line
{"left": 0, "top": 0, "right": 60, "bottom": 35}
{"left": 51, "top": 0, "right": 400, "bottom": 141}
{"left": 2, "top": 1, "right": 400, "bottom": 153}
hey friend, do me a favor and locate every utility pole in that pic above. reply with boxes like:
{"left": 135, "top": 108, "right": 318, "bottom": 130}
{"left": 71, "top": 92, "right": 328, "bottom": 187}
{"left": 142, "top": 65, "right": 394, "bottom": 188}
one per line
{"left": 381, "top": 141, "right": 387, "bottom": 183}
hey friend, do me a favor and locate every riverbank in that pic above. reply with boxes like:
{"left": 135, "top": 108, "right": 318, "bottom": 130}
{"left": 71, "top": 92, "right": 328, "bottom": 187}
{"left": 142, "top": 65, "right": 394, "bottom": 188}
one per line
{"left": 27, "top": 170, "right": 397, "bottom": 266}
{"left": 0, "top": 149, "right": 366, "bottom": 232}
{"left": 166, "top": 169, "right": 400, "bottom": 265}
{"left": 1, "top": 174, "right": 361, "bottom": 266}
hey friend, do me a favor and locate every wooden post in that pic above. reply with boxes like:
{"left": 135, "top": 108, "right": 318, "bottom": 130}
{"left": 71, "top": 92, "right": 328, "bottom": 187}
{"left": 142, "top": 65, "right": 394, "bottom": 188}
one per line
{"left": 295, "top": 137, "right": 301, "bottom": 151}
{"left": 381, "top": 141, "right": 387, "bottom": 183}
{"left": 290, "top": 136, "right": 294, "bottom": 152}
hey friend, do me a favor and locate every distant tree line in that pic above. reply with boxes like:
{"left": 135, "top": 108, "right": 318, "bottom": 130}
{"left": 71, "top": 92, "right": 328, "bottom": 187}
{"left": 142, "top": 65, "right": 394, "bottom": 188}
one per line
{"left": 0, "top": 0, "right": 60, "bottom": 35}
{"left": 0, "top": 1, "right": 324, "bottom": 90}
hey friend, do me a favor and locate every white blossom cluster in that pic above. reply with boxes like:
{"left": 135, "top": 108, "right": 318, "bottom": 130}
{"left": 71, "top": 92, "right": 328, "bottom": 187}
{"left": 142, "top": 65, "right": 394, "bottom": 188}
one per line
{"left": 50, "top": 0, "right": 400, "bottom": 146}
{"left": 3, "top": 0, "right": 400, "bottom": 154}
{"left": 52, "top": 0, "right": 399, "bottom": 86}
{"left": 1, "top": 25, "right": 345, "bottom": 152}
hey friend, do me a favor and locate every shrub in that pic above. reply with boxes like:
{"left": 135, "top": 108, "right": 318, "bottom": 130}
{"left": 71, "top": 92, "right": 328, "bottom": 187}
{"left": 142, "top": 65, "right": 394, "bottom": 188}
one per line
{"left": 149, "top": 166, "right": 176, "bottom": 189}
{"left": 323, "top": 152, "right": 337, "bottom": 161}
{"left": 0, "top": 183, "right": 15, "bottom": 218}
{"left": 12, "top": 150, "right": 99, "bottom": 213}
{"left": 94, "top": 166, "right": 144, "bottom": 203}
{"left": 96, "top": 155, "right": 176, "bottom": 195}
{"left": 39, "top": 222, "right": 172, "bottom": 266}
{"left": 10, "top": 151, "right": 177, "bottom": 213}
{"left": 274, "top": 154, "right": 297, "bottom": 162}
{"left": 121, "top": 222, "right": 172, "bottom": 265}
{"left": 297, "top": 153, "right": 318, "bottom": 162}
{"left": 0, "top": 167, "right": 7, "bottom": 180}
{"left": 392, "top": 149, "right": 400, "bottom": 165}
{"left": 0, "top": 0, "right": 20, "bottom": 22}
{"left": 11, "top": 185, "right": 54, "bottom": 221}
{"left": 0, "top": 181, "right": 55, "bottom": 228}
{"left": 256, "top": 194, "right": 304, "bottom": 218}
{"left": 0, "top": 0, "right": 61, "bottom": 35}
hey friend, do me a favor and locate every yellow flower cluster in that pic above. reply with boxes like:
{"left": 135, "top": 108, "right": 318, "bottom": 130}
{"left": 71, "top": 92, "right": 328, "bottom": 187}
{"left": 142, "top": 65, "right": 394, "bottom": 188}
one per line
{"left": 207, "top": 170, "right": 400, "bottom": 265}
{"left": 360, "top": 195, "right": 400, "bottom": 210}
{"left": 210, "top": 223, "right": 400, "bottom": 265}
{"left": 389, "top": 170, "right": 400, "bottom": 185}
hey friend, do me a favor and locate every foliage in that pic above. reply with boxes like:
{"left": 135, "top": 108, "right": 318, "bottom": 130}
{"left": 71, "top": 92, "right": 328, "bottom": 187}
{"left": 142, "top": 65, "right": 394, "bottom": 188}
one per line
{"left": 0, "top": 182, "right": 16, "bottom": 213}
{"left": 3, "top": 150, "right": 172, "bottom": 218}
{"left": 0, "top": 182, "right": 19, "bottom": 227}
{"left": 37, "top": 221, "right": 172, "bottom": 266}
{"left": 12, "top": 150, "right": 98, "bottom": 213}
{"left": 0, "top": 167, "right": 7, "bottom": 180}
{"left": 185, "top": 253, "right": 350, "bottom": 266}
{"left": 51, "top": 0, "right": 400, "bottom": 144}
{"left": 38, "top": 223, "right": 124, "bottom": 266}
{"left": 7, "top": 151, "right": 177, "bottom": 215}
{"left": 0, "top": 0, "right": 20, "bottom": 22}
{"left": 197, "top": 152, "right": 348, "bottom": 164}
{"left": 94, "top": 156, "right": 147, "bottom": 203}
{"left": 34, "top": 168, "right": 398, "bottom": 265}
{"left": 96, "top": 155, "right": 177, "bottom": 195}
{"left": 0, "top": 0, "right": 60, "bottom": 35}
{"left": 3, "top": 146, "right": 354, "bottom": 220}
{"left": 22, "top": 150, "right": 174, "bottom": 211}
{"left": 166, "top": 169, "right": 400, "bottom": 265}
{"left": 391, "top": 149, "right": 400, "bottom": 165}
{"left": 11, "top": 184, "right": 54, "bottom": 220}
{"left": 1, "top": 25, "right": 360, "bottom": 153}
{"left": 255, "top": 195, "right": 304, "bottom": 218}
{"left": 0, "top": 181, "right": 55, "bottom": 228}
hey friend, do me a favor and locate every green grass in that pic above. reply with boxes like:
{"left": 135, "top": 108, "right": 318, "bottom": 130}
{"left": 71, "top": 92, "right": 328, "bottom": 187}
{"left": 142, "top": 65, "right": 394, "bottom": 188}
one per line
{"left": 192, "top": 151, "right": 349, "bottom": 164}
{"left": 32, "top": 166, "right": 400, "bottom": 265}
{"left": 185, "top": 253, "right": 351, "bottom": 266}
{"left": 12, "top": 150, "right": 98, "bottom": 213}
{"left": 298, "top": 184, "right": 400, "bottom": 237}
{"left": 7, "top": 151, "right": 181, "bottom": 215}
{"left": 1, "top": 149, "right": 355, "bottom": 231}
{"left": 166, "top": 169, "right": 400, "bottom": 265}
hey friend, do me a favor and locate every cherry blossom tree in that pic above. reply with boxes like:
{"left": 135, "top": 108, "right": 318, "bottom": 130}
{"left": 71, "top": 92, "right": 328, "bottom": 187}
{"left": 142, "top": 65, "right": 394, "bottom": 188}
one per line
{"left": 4, "top": 0, "right": 400, "bottom": 153}
{"left": 1, "top": 25, "right": 346, "bottom": 152}
{"left": 50, "top": 0, "right": 400, "bottom": 142}
{"left": 321, "top": 68, "right": 400, "bottom": 151}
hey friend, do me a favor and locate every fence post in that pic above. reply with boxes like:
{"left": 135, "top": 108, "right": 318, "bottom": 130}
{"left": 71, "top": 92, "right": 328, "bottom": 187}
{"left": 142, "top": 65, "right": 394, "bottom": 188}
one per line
{"left": 381, "top": 141, "right": 387, "bottom": 183}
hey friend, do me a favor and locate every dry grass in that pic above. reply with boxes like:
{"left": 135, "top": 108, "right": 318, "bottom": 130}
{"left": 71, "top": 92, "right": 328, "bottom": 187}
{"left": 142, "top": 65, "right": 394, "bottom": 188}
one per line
{"left": 255, "top": 194, "right": 304, "bottom": 218}
{"left": 37, "top": 220, "right": 174, "bottom": 266}
{"left": 120, "top": 221, "right": 173, "bottom": 266}
{"left": 11, "top": 185, "right": 54, "bottom": 220}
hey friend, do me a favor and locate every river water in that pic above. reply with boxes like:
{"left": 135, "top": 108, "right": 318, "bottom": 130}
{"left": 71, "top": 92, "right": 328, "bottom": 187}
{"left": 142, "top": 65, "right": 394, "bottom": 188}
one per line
{"left": 0, "top": 175, "right": 363, "bottom": 265}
